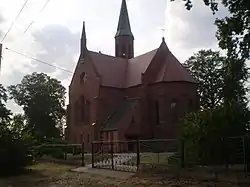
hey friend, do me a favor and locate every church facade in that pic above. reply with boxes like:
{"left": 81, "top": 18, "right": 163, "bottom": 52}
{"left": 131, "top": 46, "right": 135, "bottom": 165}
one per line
{"left": 66, "top": 0, "right": 199, "bottom": 151}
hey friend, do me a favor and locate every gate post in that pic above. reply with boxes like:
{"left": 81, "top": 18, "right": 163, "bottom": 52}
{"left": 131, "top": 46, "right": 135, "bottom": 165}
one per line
{"left": 81, "top": 142, "right": 85, "bottom": 166}
{"left": 92, "top": 142, "right": 94, "bottom": 168}
{"left": 247, "top": 137, "right": 250, "bottom": 173}
{"left": 180, "top": 139, "right": 185, "bottom": 168}
{"left": 111, "top": 140, "right": 114, "bottom": 169}
{"left": 64, "top": 145, "right": 67, "bottom": 160}
{"left": 136, "top": 139, "right": 140, "bottom": 171}
{"left": 243, "top": 136, "right": 249, "bottom": 173}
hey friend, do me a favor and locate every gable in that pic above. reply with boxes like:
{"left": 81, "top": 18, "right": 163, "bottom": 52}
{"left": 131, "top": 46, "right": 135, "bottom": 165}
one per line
{"left": 141, "top": 41, "right": 197, "bottom": 85}
{"left": 70, "top": 52, "right": 99, "bottom": 91}
{"left": 155, "top": 51, "right": 197, "bottom": 83}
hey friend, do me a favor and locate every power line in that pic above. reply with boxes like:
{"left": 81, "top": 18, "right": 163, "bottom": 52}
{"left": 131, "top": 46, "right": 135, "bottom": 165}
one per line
{"left": 5, "top": 47, "right": 73, "bottom": 74}
{"left": 24, "top": 0, "right": 52, "bottom": 33}
{"left": 1, "top": 0, "right": 30, "bottom": 42}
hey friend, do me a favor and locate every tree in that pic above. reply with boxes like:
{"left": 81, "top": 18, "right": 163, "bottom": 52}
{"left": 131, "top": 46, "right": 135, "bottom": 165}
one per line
{"left": 0, "top": 84, "right": 11, "bottom": 124}
{"left": 8, "top": 72, "right": 66, "bottom": 142}
{"left": 174, "top": 0, "right": 250, "bottom": 104}
{"left": 0, "top": 84, "right": 34, "bottom": 176}
{"left": 184, "top": 49, "right": 225, "bottom": 109}
{"left": 183, "top": 101, "right": 250, "bottom": 165}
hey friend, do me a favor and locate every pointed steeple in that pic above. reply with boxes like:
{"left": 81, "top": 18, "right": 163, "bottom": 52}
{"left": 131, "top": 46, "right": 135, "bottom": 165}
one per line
{"left": 81, "top": 21, "right": 87, "bottom": 55}
{"left": 115, "top": 0, "right": 134, "bottom": 38}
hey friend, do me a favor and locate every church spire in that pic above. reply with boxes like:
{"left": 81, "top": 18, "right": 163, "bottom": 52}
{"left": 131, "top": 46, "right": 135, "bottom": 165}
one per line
{"left": 115, "top": 0, "right": 134, "bottom": 59}
{"left": 81, "top": 21, "right": 87, "bottom": 55}
{"left": 115, "top": 0, "right": 134, "bottom": 38}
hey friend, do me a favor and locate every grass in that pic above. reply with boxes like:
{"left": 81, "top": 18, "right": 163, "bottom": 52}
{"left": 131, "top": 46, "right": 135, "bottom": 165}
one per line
{"left": 0, "top": 163, "right": 248, "bottom": 186}
{"left": 140, "top": 153, "right": 170, "bottom": 165}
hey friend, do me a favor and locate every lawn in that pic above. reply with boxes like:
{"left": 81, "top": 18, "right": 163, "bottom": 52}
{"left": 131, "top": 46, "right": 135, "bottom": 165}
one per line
{"left": 0, "top": 163, "right": 248, "bottom": 187}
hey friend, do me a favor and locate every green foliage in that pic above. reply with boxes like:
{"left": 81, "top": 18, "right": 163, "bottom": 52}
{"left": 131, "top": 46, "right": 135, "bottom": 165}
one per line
{"left": 8, "top": 72, "right": 66, "bottom": 142}
{"left": 179, "top": 0, "right": 250, "bottom": 166}
{"left": 184, "top": 50, "right": 225, "bottom": 109}
{"left": 0, "top": 84, "right": 35, "bottom": 176}
{"left": 182, "top": 101, "right": 250, "bottom": 165}
{"left": 174, "top": 0, "right": 250, "bottom": 104}
{"left": 0, "top": 85, "right": 11, "bottom": 124}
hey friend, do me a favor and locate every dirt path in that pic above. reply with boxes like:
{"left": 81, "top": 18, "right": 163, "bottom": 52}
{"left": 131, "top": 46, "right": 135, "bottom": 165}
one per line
{"left": 0, "top": 163, "right": 248, "bottom": 187}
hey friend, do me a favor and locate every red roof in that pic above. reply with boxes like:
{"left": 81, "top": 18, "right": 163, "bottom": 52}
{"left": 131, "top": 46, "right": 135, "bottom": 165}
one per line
{"left": 83, "top": 42, "right": 197, "bottom": 88}
{"left": 126, "top": 49, "right": 158, "bottom": 87}
{"left": 155, "top": 50, "right": 197, "bottom": 83}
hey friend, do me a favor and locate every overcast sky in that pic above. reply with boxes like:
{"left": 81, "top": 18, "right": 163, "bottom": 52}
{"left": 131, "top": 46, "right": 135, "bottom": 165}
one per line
{"left": 0, "top": 0, "right": 229, "bottom": 113}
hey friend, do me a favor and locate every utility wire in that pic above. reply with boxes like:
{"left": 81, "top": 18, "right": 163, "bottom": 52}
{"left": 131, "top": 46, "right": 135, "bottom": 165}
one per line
{"left": 24, "top": 0, "right": 51, "bottom": 33}
{"left": 5, "top": 47, "right": 73, "bottom": 74}
{"left": 1, "top": 0, "right": 30, "bottom": 42}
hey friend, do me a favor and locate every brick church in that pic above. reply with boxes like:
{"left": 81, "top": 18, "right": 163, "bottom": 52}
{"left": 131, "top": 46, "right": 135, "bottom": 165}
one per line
{"left": 66, "top": 0, "right": 198, "bottom": 150}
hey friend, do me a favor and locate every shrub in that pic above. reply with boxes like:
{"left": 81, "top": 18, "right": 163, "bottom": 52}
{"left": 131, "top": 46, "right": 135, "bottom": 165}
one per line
{"left": 0, "top": 128, "right": 34, "bottom": 176}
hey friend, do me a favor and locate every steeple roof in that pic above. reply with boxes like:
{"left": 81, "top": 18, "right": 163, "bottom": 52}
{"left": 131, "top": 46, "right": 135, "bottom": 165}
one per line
{"left": 81, "top": 21, "right": 86, "bottom": 44}
{"left": 115, "top": 0, "right": 134, "bottom": 38}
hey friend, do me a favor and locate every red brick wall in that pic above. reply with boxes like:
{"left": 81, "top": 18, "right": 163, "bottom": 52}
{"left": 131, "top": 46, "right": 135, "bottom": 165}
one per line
{"left": 148, "top": 82, "right": 198, "bottom": 139}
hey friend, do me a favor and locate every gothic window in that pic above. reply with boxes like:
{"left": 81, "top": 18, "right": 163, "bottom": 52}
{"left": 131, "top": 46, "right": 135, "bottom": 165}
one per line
{"left": 74, "top": 102, "right": 79, "bottom": 125}
{"left": 100, "top": 132, "right": 104, "bottom": 140}
{"left": 170, "top": 99, "right": 178, "bottom": 123}
{"left": 122, "top": 44, "right": 126, "bottom": 57}
{"left": 110, "top": 131, "right": 114, "bottom": 141}
{"left": 81, "top": 96, "right": 85, "bottom": 122}
{"left": 87, "top": 133, "right": 90, "bottom": 143}
{"left": 155, "top": 100, "right": 160, "bottom": 125}
{"left": 86, "top": 100, "right": 90, "bottom": 124}
{"left": 80, "top": 72, "right": 87, "bottom": 84}
{"left": 80, "top": 134, "right": 83, "bottom": 143}
{"left": 105, "top": 132, "right": 108, "bottom": 141}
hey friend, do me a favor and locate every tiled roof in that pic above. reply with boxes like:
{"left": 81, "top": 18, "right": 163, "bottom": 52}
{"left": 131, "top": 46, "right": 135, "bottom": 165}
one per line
{"left": 155, "top": 50, "right": 197, "bottom": 83}
{"left": 89, "top": 51, "right": 127, "bottom": 88}
{"left": 84, "top": 42, "right": 197, "bottom": 88}
{"left": 102, "top": 99, "right": 139, "bottom": 131}
{"left": 126, "top": 49, "right": 158, "bottom": 87}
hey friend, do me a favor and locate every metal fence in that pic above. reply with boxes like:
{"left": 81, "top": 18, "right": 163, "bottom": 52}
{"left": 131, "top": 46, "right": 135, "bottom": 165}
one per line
{"left": 30, "top": 136, "right": 250, "bottom": 176}
{"left": 91, "top": 137, "right": 250, "bottom": 174}
{"left": 32, "top": 143, "right": 86, "bottom": 166}
{"left": 184, "top": 136, "right": 250, "bottom": 173}
{"left": 91, "top": 139, "right": 183, "bottom": 173}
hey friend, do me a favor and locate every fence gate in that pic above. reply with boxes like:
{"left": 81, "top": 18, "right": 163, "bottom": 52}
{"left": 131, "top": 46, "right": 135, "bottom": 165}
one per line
{"left": 92, "top": 140, "right": 139, "bottom": 172}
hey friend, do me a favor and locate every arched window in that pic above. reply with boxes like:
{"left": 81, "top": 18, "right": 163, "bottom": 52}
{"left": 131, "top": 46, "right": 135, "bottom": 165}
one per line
{"left": 170, "top": 99, "right": 178, "bottom": 123}
{"left": 155, "top": 100, "right": 160, "bottom": 125}
{"left": 122, "top": 44, "right": 126, "bottom": 57}
{"left": 81, "top": 96, "right": 85, "bottom": 122}
{"left": 86, "top": 100, "right": 91, "bottom": 124}
{"left": 80, "top": 72, "right": 87, "bottom": 84}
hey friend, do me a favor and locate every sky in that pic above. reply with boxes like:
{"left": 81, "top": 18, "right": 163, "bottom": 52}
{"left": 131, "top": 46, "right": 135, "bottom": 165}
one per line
{"left": 0, "top": 0, "right": 229, "bottom": 113}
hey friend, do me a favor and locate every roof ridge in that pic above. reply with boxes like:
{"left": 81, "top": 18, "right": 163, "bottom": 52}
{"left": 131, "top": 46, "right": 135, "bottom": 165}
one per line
{"left": 131, "top": 48, "right": 158, "bottom": 60}
{"left": 90, "top": 50, "right": 129, "bottom": 60}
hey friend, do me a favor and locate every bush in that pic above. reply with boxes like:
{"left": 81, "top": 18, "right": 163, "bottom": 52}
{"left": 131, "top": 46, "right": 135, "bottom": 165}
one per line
{"left": 182, "top": 102, "right": 250, "bottom": 166}
{"left": 0, "top": 128, "right": 34, "bottom": 177}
